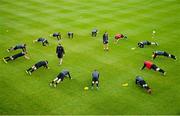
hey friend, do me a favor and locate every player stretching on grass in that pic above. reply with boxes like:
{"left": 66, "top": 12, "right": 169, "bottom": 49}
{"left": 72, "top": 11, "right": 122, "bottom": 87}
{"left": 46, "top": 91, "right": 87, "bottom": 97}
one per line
{"left": 152, "top": 51, "right": 177, "bottom": 60}
{"left": 103, "top": 32, "right": 109, "bottom": 51}
{"left": 56, "top": 44, "right": 65, "bottom": 65}
{"left": 141, "top": 61, "right": 166, "bottom": 75}
{"left": 91, "top": 69, "right": 100, "bottom": 89}
{"left": 67, "top": 32, "right": 73, "bottom": 38}
{"left": 52, "top": 32, "right": 61, "bottom": 41}
{"left": 49, "top": 69, "right": 72, "bottom": 87}
{"left": 26, "top": 60, "right": 49, "bottom": 75}
{"left": 138, "top": 40, "right": 158, "bottom": 48}
{"left": 7, "top": 44, "right": 27, "bottom": 52}
{"left": 135, "top": 76, "right": 152, "bottom": 94}
{"left": 92, "top": 29, "right": 98, "bottom": 37}
{"left": 114, "top": 33, "right": 127, "bottom": 44}
{"left": 33, "top": 38, "right": 49, "bottom": 46}
{"left": 3, "top": 52, "right": 29, "bottom": 63}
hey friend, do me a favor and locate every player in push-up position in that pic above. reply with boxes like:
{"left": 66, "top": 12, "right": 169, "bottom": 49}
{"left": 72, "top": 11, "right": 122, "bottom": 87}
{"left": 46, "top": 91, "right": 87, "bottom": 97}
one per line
{"left": 152, "top": 51, "right": 177, "bottom": 60}
{"left": 26, "top": 60, "right": 49, "bottom": 75}
{"left": 52, "top": 32, "right": 61, "bottom": 41}
{"left": 3, "top": 52, "right": 29, "bottom": 63}
{"left": 49, "top": 69, "right": 72, "bottom": 87}
{"left": 7, "top": 44, "right": 27, "bottom": 52}
{"left": 135, "top": 76, "right": 152, "bottom": 94}
{"left": 114, "top": 33, "right": 127, "bottom": 43}
{"left": 33, "top": 38, "right": 49, "bottom": 46}
{"left": 91, "top": 69, "right": 100, "bottom": 89}
{"left": 141, "top": 60, "right": 166, "bottom": 75}
{"left": 138, "top": 40, "right": 158, "bottom": 48}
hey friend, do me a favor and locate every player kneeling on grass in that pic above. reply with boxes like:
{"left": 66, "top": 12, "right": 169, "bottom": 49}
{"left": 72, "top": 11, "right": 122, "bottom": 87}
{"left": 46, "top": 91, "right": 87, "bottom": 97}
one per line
{"left": 114, "top": 33, "right": 127, "bottom": 43}
{"left": 138, "top": 40, "right": 158, "bottom": 48}
{"left": 49, "top": 70, "right": 72, "bottom": 87}
{"left": 33, "top": 38, "right": 49, "bottom": 46}
{"left": 91, "top": 69, "right": 99, "bottom": 89}
{"left": 7, "top": 44, "right": 27, "bottom": 52}
{"left": 26, "top": 60, "right": 49, "bottom": 75}
{"left": 67, "top": 32, "right": 73, "bottom": 38}
{"left": 3, "top": 52, "right": 29, "bottom": 63}
{"left": 135, "top": 76, "right": 151, "bottom": 94}
{"left": 152, "top": 51, "right": 177, "bottom": 60}
{"left": 92, "top": 29, "right": 98, "bottom": 37}
{"left": 141, "top": 61, "right": 166, "bottom": 75}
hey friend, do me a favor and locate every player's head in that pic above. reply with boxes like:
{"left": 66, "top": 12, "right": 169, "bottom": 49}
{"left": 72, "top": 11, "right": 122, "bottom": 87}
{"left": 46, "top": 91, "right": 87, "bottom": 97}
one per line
{"left": 24, "top": 44, "right": 27, "bottom": 46}
{"left": 46, "top": 60, "right": 48, "bottom": 64}
{"left": 138, "top": 42, "right": 144, "bottom": 48}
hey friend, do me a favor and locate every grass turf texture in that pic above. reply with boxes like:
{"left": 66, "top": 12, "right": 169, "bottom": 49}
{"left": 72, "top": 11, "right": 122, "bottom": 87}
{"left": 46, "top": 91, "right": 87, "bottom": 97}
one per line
{"left": 0, "top": 0, "right": 180, "bottom": 115}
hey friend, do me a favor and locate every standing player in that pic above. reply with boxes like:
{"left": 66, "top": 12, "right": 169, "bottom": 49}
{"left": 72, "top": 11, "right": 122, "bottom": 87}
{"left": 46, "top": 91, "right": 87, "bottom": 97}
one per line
{"left": 33, "top": 38, "right": 49, "bottom": 46}
{"left": 91, "top": 69, "right": 100, "bottom": 89}
{"left": 92, "top": 29, "right": 98, "bottom": 37}
{"left": 114, "top": 33, "right": 127, "bottom": 43}
{"left": 56, "top": 44, "right": 65, "bottom": 65}
{"left": 138, "top": 40, "right": 158, "bottom": 48}
{"left": 135, "top": 76, "right": 152, "bottom": 94}
{"left": 49, "top": 69, "right": 72, "bottom": 87}
{"left": 103, "top": 32, "right": 109, "bottom": 51}
{"left": 52, "top": 32, "right": 61, "bottom": 41}
{"left": 26, "top": 60, "right": 49, "bottom": 75}
{"left": 152, "top": 51, "right": 177, "bottom": 60}
{"left": 67, "top": 32, "right": 73, "bottom": 38}
{"left": 3, "top": 52, "right": 29, "bottom": 63}
{"left": 7, "top": 44, "right": 27, "bottom": 52}
{"left": 141, "top": 60, "right": 166, "bottom": 75}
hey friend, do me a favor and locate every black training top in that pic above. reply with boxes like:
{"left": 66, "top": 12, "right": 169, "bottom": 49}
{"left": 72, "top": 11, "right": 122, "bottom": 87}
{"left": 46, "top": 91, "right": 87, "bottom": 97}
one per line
{"left": 56, "top": 45, "right": 65, "bottom": 55}
{"left": 35, "top": 61, "right": 48, "bottom": 68}
{"left": 154, "top": 51, "right": 165, "bottom": 55}
{"left": 92, "top": 71, "right": 99, "bottom": 79}
{"left": 103, "top": 33, "right": 108, "bottom": 42}
{"left": 53, "top": 33, "right": 60, "bottom": 37}
{"left": 12, "top": 52, "right": 25, "bottom": 59}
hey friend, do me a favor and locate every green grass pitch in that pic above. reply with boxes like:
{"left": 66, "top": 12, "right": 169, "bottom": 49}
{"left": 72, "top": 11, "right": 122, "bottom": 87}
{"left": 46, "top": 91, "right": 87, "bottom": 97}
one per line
{"left": 0, "top": 0, "right": 180, "bottom": 115}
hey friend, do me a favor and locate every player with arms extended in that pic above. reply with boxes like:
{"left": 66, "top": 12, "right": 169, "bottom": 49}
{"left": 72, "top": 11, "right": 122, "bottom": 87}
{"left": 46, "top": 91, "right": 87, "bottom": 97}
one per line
{"left": 135, "top": 76, "right": 152, "bottom": 94}
{"left": 49, "top": 69, "right": 72, "bottom": 87}
{"left": 114, "top": 33, "right": 127, "bottom": 43}
{"left": 141, "top": 60, "right": 166, "bottom": 75}
{"left": 3, "top": 52, "right": 29, "bottom": 63}
{"left": 26, "top": 60, "right": 49, "bottom": 75}
{"left": 138, "top": 40, "right": 158, "bottom": 48}
{"left": 152, "top": 51, "right": 177, "bottom": 60}
{"left": 7, "top": 43, "right": 27, "bottom": 52}
{"left": 33, "top": 38, "right": 49, "bottom": 46}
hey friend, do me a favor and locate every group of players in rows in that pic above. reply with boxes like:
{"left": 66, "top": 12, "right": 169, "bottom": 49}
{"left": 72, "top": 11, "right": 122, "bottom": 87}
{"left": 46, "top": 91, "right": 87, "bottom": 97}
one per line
{"left": 2, "top": 30, "right": 177, "bottom": 93}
